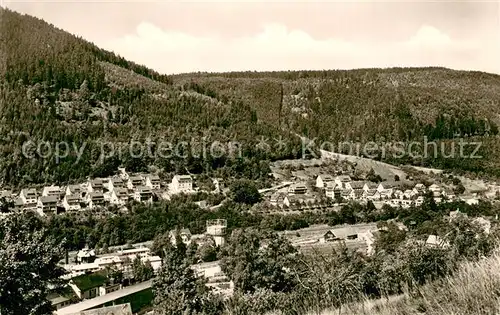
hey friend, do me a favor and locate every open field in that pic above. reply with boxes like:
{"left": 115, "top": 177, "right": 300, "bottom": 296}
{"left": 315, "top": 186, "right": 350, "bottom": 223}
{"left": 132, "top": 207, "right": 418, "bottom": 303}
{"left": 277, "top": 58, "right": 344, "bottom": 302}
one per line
{"left": 320, "top": 150, "right": 407, "bottom": 181}
{"left": 279, "top": 223, "right": 377, "bottom": 255}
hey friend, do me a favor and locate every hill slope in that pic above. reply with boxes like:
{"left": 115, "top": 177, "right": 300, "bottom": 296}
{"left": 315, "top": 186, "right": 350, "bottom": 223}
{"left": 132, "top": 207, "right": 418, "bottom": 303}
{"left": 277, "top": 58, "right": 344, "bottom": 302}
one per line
{"left": 0, "top": 8, "right": 301, "bottom": 186}
{"left": 2, "top": 7, "right": 500, "bottom": 186}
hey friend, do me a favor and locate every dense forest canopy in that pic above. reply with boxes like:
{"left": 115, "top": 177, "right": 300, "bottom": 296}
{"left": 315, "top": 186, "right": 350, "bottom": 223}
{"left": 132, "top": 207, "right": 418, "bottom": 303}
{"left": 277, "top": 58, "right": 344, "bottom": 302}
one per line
{"left": 2, "top": 7, "right": 500, "bottom": 186}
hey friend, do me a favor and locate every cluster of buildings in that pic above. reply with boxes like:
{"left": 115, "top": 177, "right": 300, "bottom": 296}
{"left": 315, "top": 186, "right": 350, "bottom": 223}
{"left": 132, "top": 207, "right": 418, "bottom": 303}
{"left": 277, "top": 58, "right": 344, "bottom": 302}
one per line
{"left": 0, "top": 169, "right": 197, "bottom": 216}
{"left": 316, "top": 174, "right": 460, "bottom": 207}
{"left": 52, "top": 219, "right": 230, "bottom": 313}
{"left": 63, "top": 247, "right": 162, "bottom": 280}
{"left": 266, "top": 173, "right": 475, "bottom": 211}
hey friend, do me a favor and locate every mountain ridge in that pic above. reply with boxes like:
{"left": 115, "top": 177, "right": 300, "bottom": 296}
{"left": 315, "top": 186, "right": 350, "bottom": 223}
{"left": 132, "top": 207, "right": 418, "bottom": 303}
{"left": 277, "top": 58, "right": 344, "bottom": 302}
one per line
{"left": 2, "top": 7, "right": 500, "bottom": 186}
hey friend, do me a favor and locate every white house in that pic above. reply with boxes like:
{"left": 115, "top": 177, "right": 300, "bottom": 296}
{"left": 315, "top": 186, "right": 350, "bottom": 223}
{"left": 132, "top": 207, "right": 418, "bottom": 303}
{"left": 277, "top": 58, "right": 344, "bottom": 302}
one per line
{"left": 334, "top": 175, "right": 351, "bottom": 189}
{"left": 87, "top": 192, "right": 106, "bottom": 209}
{"left": 429, "top": 184, "right": 441, "bottom": 196}
{"left": 42, "top": 185, "right": 62, "bottom": 198}
{"left": 461, "top": 195, "right": 479, "bottom": 205}
{"left": 127, "top": 176, "right": 143, "bottom": 189}
{"left": 288, "top": 183, "right": 307, "bottom": 195}
{"left": 325, "top": 182, "right": 341, "bottom": 199}
{"left": 87, "top": 178, "right": 104, "bottom": 193}
{"left": 65, "top": 185, "right": 82, "bottom": 198}
{"left": 346, "top": 181, "right": 366, "bottom": 191}
{"left": 118, "top": 247, "right": 151, "bottom": 259}
{"left": 20, "top": 188, "right": 38, "bottom": 210}
{"left": 363, "top": 182, "right": 378, "bottom": 192}
{"left": 145, "top": 174, "right": 161, "bottom": 190}
{"left": 377, "top": 182, "right": 396, "bottom": 196}
{"left": 63, "top": 195, "right": 81, "bottom": 211}
{"left": 37, "top": 195, "right": 58, "bottom": 216}
{"left": 358, "top": 230, "right": 380, "bottom": 256}
{"left": 316, "top": 174, "right": 334, "bottom": 189}
{"left": 108, "top": 178, "right": 125, "bottom": 191}
{"left": 110, "top": 188, "right": 129, "bottom": 206}
{"left": 171, "top": 175, "right": 193, "bottom": 194}
{"left": 133, "top": 186, "right": 153, "bottom": 203}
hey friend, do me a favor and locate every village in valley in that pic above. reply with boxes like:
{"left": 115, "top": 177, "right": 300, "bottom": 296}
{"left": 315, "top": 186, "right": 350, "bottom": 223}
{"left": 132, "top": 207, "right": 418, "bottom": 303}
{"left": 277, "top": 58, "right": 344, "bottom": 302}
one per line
{"left": 0, "top": 151, "right": 498, "bottom": 314}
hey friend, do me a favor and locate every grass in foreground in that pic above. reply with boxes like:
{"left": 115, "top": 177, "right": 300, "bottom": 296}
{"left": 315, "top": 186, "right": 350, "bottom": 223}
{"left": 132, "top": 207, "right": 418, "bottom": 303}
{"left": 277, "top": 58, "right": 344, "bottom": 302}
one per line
{"left": 317, "top": 249, "right": 500, "bottom": 315}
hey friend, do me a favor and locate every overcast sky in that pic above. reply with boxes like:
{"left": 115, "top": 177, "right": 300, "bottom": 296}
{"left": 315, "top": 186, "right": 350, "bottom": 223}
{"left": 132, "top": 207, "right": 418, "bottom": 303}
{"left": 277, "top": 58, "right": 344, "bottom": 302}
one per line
{"left": 5, "top": 0, "right": 500, "bottom": 75}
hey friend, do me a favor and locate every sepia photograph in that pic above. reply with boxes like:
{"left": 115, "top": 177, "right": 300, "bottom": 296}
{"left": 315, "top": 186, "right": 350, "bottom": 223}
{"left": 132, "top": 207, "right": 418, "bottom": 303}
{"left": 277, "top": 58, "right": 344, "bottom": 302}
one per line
{"left": 0, "top": 0, "right": 500, "bottom": 314}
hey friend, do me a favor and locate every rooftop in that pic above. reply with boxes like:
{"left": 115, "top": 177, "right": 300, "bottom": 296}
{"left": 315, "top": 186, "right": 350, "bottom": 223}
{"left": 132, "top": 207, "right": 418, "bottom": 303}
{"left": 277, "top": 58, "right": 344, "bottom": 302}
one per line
{"left": 55, "top": 281, "right": 151, "bottom": 315}
{"left": 39, "top": 195, "right": 58, "bottom": 203}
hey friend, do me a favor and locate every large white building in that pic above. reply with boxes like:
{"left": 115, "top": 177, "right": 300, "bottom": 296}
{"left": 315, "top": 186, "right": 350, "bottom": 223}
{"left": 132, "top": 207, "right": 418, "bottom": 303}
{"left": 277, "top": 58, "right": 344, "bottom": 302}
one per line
{"left": 171, "top": 175, "right": 193, "bottom": 194}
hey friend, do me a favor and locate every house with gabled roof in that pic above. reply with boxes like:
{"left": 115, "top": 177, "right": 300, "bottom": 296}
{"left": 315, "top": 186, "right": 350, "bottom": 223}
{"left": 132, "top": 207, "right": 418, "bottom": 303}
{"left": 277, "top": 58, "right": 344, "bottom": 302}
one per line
{"left": 270, "top": 192, "right": 286, "bottom": 206}
{"left": 108, "top": 177, "right": 125, "bottom": 192}
{"left": 86, "top": 192, "right": 105, "bottom": 209}
{"left": 63, "top": 194, "right": 82, "bottom": 211}
{"left": 68, "top": 270, "right": 121, "bottom": 300}
{"left": 172, "top": 175, "right": 193, "bottom": 194}
{"left": 127, "top": 175, "right": 143, "bottom": 189}
{"left": 37, "top": 195, "right": 58, "bottom": 216}
{"left": 364, "top": 189, "right": 381, "bottom": 201}
{"left": 320, "top": 227, "right": 359, "bottom": 243}
{"left": 87, "top": 178, "right": 104, "bottom": 193}
{"left": 346, "top": 181, "right": 366, "bottom": 191}
{"left": 145, "top": 174, "right": 161, "bottom": 190}
{"left": 316, "top": 174, "right": 334, "bottom": 189}
{"left": 20, "top": 188, "right": 38, "bottom": 208}
{"left": 110, "top": 188, "right": 128, "bottom": 206}
{"left": 288, "top": 183, "right": 307, "bottom": 195}
{"left": 133, "top": 186, "right": 153, "bottom": 203}
{"left": 325, "top": 182, "right": 341, "bottom": 199}
{"left": 66, "top": 185, "right": 82, "bottom": 198}
{"left": 334, "top": 175, "right": 351, "bottom": 189}
{"left": 363, "top": 182, "right": 378, "bottom": 192}
{"left": 42, "top": 185, "right": 62, "bottom": 198}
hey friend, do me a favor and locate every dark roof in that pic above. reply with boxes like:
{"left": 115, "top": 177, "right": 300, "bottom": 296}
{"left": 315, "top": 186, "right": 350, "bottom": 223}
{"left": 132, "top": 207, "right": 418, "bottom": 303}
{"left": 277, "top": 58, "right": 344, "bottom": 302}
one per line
{"left": 67, "top": 185, "right": 81, "bottom": 191}
{"left": 89, "top": 192, "right": 104, "bottom": 199}
{"left": 21, "top": 188, "right": 37, "bottom": 196}
{"left": 318, "top": 174, "right": 334, "bottom": 181}
{"left": 65, "top": 195, "right": 80, "bottom": 202}
{"left": 136, "top": 186, "right": 152, "bottom": 193}
{"left": 350, "top": 181, "right": 366, "bottom": 189}
{"left": 91, "top": 179, "right": 103, "bottom": 186}
{"left": 39, "top": 195, "right": 58, "bottom": 203}
{"left": 71, "top": 271, "right": 108, "bottom": 291}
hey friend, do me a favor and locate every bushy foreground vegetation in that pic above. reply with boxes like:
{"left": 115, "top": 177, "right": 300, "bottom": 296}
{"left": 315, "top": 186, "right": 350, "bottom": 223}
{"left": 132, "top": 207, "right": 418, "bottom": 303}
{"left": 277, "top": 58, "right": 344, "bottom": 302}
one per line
{"left": 149, "top": 215, "right": 498, "bottom": 315}
{"left": 328, "top": 248, "right": 500, "bottom": 315}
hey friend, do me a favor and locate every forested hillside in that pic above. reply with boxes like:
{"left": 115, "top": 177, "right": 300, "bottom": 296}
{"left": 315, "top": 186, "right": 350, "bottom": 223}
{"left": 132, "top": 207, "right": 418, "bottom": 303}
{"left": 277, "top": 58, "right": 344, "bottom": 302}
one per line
{"left": 2, "top": 7, "right": 500, "bottom": 186}
{"left": 0, "top": 8, "right": 301, "bottom": 186}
